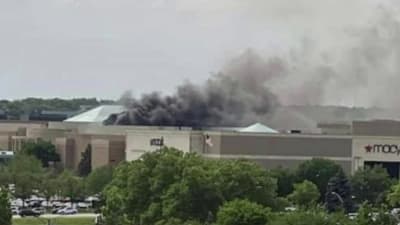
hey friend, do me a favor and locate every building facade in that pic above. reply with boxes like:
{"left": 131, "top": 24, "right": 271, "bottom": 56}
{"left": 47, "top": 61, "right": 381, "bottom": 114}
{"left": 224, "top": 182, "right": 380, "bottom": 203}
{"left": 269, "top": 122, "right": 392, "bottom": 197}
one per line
{"left": 3, "top": 105, "right": 400, "bottom": 177}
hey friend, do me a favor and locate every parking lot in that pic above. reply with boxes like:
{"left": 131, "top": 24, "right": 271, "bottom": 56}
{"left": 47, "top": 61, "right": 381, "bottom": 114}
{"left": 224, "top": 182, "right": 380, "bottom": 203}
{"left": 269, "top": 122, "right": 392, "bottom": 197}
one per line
{"left": 13, "top": 213, "right": 98, "bottom": 219}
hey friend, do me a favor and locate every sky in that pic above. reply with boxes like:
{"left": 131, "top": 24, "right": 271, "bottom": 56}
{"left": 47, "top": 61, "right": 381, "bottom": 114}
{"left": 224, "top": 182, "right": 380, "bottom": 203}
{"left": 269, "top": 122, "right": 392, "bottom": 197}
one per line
{"left": 0, "top": 0, "right": 393, "bottom": 101}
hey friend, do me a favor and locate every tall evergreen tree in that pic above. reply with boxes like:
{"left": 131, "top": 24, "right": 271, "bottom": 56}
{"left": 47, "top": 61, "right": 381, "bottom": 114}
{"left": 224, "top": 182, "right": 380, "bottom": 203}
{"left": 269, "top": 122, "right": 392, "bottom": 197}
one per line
{"left": 325, "top": 172, "right": 353, "bottom": 213}
{"left": 0, "top": 188, "right": 11, "bottom": 225}
{"left": 78, "top": 144, "right": 92, "bottom": 177}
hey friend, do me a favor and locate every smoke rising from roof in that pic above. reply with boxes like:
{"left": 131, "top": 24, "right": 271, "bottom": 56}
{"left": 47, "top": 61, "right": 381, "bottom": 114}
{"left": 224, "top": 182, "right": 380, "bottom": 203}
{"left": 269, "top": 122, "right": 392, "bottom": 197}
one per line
{"left": 106, "top": 3, "right": 400, "bottom": 127}
{"left": 105, "top": 50, "right": 281, "bottom": 127}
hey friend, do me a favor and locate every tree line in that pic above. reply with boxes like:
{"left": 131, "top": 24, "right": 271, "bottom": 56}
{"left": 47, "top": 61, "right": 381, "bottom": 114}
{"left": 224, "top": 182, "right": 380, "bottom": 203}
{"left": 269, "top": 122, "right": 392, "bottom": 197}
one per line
{"left": 0, "top": 97, "right": 114, "bottom": 119}
{"left": 0, "top": 153, "right": 113, "bottom": 205}
{"left": 102, "top": 148, "right": 400, "bottom": 225}
{"left": 0, "top": 141, "right": 114, "bottom": 225}
{"left": 2, "top": 146, "right": 400, "bottom": 225}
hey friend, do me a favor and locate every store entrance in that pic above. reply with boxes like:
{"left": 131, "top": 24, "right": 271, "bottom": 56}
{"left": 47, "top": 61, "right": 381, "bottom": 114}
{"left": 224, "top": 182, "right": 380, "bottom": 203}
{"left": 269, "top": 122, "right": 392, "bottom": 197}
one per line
{"left": 364, "top": 161, "right": 400, "bottom": 178}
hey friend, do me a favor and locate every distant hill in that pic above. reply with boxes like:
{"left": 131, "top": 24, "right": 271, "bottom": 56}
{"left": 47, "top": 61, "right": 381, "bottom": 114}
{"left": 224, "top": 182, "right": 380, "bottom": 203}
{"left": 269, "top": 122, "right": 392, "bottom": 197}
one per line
{"left": 0, "top": 98, "right": 115, "bottom": 120}
{"left": 0, "top": 98, "right": 398, "bottom": 128}
{"left": 267, "top": 105, "right": 400, "bottom": 131}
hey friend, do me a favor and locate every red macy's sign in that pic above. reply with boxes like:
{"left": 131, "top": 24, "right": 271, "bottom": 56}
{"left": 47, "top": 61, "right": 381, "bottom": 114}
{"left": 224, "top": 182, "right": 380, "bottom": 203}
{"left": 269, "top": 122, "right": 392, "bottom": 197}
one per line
{"left": 365, "top": 144, "right": 400, "bottom": 155}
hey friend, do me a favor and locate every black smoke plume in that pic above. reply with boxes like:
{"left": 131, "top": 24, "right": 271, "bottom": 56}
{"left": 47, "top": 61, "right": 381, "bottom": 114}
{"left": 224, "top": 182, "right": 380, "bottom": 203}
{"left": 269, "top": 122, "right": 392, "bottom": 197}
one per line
{"left": 104, "top": 50, "right": 283, "bottom": 127}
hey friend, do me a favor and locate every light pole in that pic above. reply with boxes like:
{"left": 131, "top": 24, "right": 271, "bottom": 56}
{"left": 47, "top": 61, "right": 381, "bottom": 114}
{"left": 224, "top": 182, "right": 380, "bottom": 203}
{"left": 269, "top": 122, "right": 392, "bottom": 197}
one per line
{"left": 331, "top": 191, "right": 344, "bottom": 205}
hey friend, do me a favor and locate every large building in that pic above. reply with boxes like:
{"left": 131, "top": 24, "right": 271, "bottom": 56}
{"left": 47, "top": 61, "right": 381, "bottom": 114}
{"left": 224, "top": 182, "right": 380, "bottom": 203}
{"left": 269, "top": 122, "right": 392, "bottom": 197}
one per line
{"left": 125, "top": 124, "right": 353, "bottom": 174}
{"left": 2, "top": 105, "right": 400, "bottom": 178}
{"left": 124, "top": 119, "right": 400, "bottom": 177}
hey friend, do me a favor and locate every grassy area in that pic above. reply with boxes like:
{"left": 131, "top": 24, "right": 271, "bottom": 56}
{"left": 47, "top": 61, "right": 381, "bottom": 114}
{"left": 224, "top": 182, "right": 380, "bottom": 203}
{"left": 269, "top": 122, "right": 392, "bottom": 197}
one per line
{"left": 13, "top": 217, "right": 94, "bottom": 225}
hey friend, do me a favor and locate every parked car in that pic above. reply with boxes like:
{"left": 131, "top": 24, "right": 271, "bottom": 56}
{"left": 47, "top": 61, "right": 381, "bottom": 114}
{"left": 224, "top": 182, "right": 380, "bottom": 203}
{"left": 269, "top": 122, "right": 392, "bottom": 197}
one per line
{"left": 391, "top": 208, "right": 400, "bottom": 215}
{"left": 347, "top": 213, "right": 358, "bottom": 220}
{"left": 11, "top": 199, "right": 23, "bottom": 207}
{"left": 32, "top": 207, "right": 46, "bottom": 214}
{"left": 77, "top": 202, "right": 91, "bottom": 209}
{"left": 19, "top": 208, "right": 41, "bottom": 217}
{"left": 58, "top": 207, "right": 78, "bottom": 215}
{"left": 52, "top": 206, "right": 64, "bottom": 214}
{"left": 51, "top": 201, "right": 66, "bottom": 208}
{"left": 28, "top": 201, "right": 42, "bottom": 208}
{"left": 11, "top": 206, "right": 19, "bottom": 215}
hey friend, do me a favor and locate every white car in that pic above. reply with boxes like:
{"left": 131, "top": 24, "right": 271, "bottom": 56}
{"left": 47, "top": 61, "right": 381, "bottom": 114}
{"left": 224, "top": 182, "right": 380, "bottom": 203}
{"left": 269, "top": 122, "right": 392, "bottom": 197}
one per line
{"left": 11, "top": 199, "right": 24, "bottom": 207}
{"left": 52, "top": 201, "right": 66, "bottom": 208}
{"left": 77, "top": 202, "right": 91, "bottom": 209}
{"left": 392, "top": 208, "right": 400, "bottom": 215}
{"left": 86, "top": 196, "right": 100, "bottom": 202}
{"left": 32, "top": 207, "right": 46, "bottom": 214}
{"left": 347, "top": 213, "right": 358, "bottom": 220}
{"left": 58, "top": 207, "right": 78, "bottom": 215}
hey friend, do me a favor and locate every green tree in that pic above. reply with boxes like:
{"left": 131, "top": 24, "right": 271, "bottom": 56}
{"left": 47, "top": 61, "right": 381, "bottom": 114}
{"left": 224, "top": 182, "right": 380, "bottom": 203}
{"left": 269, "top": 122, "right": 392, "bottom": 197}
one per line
{"left": 288, "top": 180, "right": 320, "bottom": 208}
{"left": 351, "top": 166, "right": 393, "bottom": 205}
{"left": 0, "top": 188, "right": 11, "bottom": 225}
{"left": 268, "top": 208, "right": 350, "bottom": 225}
{"left": 271, "top": 167, "right": 296, "bottom": 197}
{"left": 58, "top": 170, "right": 85, "bottom": 205}
{"left": 325, "top": 172, "right": 353, "bottom": 213}
{"left": 215, "top": 199, "right": 270, "bottom": 225}
{"left": 155, "top": 218, "right": 202, "bottom": 225}
{"left": 0, "top": 165, "right": 10, "bottom": 187}
{"left": 78, "top": 144, "right": 92, "bottom": 177}
{"left": 355, "top": 203, "right": 398, "bottom": 225}
{"left": 22, "top": 139, "right": 60, "bottom": 167}
{"left": 85, "top": 165, "right": 114, "bottom": 195}
{"left": 103, "top": 148, "right": 278, "bottom": 225}
{"left": 387, "top": 182, "right": 400, "bottom": 207}
{"left": 213, "top": 159, "right": 277, "bottom": 207}
{"left": 296, "top": 158, "right": 344, "bottom": 199}
{"left": 38, "top": 170, "right": 61, "bottom": 208}
{"left": 8, "top": 154, "right": 43, "bottom": 206}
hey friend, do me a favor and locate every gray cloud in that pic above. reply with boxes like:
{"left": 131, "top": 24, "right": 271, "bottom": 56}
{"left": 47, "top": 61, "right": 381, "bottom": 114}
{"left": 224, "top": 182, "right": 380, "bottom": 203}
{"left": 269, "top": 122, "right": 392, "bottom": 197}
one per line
{"left": 0, "top": 0, "right": 384, "bottom": 103}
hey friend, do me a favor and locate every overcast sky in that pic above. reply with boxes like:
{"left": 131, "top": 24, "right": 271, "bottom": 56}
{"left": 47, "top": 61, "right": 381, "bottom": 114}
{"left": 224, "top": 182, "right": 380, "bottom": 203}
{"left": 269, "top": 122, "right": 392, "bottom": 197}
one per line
{"left": 0, "top": 0, "right": 391, "bottom": 100}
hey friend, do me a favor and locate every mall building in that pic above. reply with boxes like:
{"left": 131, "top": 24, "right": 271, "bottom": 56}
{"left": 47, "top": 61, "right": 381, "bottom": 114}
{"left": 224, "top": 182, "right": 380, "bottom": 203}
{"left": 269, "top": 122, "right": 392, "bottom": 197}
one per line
{"left": 1, "top": 105, "right": 400, "bottom": 177}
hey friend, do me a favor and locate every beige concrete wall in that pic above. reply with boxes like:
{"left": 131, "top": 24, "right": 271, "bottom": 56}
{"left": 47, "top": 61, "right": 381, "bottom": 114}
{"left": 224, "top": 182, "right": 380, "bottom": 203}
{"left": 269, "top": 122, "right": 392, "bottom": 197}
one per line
{"left": 0, "top": 135, "right": 10, "bottom": 150}
{"left": 55, "top": 138, "right": 68, "bottom": 167}
{"left": 190, "top": 132, "right": 207, "bottom": 154}
{"left": 352, "top": 136, "right": 400, "bottom": 170}
{"left": 26, "top": 128, "right": 68, "bottom": 141}
{"left": 0, "top": 122, "right": 46, "bottom": 151}
{"left": 72, "top": 135, "right": 91, "bottom": 169}
{"left": 108, "top": 140, "right": 125, "bottom": 167}
{"left": 91, "top": 139, "right": 109, "bottom": 169}
{"left": 0, "top": 122, "right": 46, "bottom": 132}
{"left": 353, "top": 120, "right": 400, "bottom": 137}
{"left": 218, "top": 133, "right": 352, "bottom": 158}
{"left": 202, "top": 132, "right": 222, "bottom": 155}
{"left": 65, "top": 138, "right": 76, "bottom": 169}
{"left": 126, "top": 130, "right": 191, "bottom": 161}
{"left": 201, "top": 132, "right": 353, "bottom": 174}
{"left": 55, "top": 137, "right": 76, "bottom": 169}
